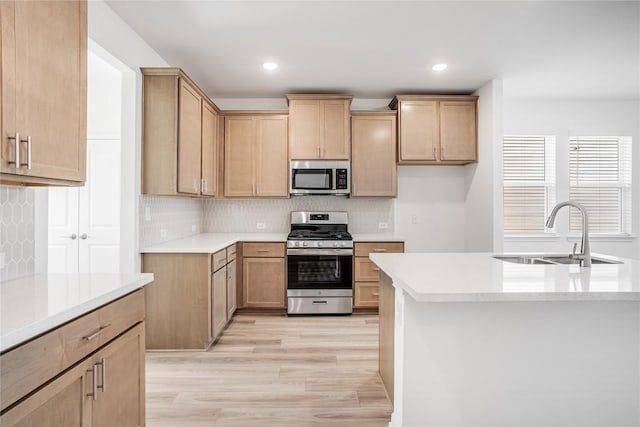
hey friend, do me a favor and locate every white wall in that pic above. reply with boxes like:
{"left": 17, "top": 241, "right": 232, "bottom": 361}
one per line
{"left": 503, "top": 99, "right": 640, "bottom": 259}
{"left": 464, "top": 79, "right": 503, "bottom": 252}
{"left": 394, "top": 167, "right": 466, "bottom": 252}
{"left": 88, "top": 0, "right": 172, "bottom": 272}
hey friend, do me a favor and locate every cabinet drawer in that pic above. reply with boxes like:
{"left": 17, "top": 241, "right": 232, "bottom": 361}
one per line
{"left": 1, "top": 289, "right": 144, "bottom": 410}
{"left": 354, "top": 242, "right": 404, "bottom": 257}
{"left": 212, "top": 249, "right": 227, "bottom": 272}
{"left": 354, "top": 282, "right": 380, "bottom": 308}
{"left": 226, "top": 244, "right": 237, "bottom": 262}
{"left": 242, "top": 242, "right": 285, "bottom": 258}
{"left": 355, "top": 258, "right": 381, "bottom": 282}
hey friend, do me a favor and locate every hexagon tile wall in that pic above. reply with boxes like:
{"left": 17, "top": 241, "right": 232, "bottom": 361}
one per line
{"left": 0, "top": 186, "right": 35, "bottom": 282}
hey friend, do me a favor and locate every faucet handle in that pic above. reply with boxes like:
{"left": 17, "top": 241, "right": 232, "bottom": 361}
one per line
{"left": 571, "top": 242, "right": 578, "bottom": 257}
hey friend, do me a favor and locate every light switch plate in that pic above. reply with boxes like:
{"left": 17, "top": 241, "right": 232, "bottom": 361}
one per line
{"left": 378, "top": 222, "right": 389, "bottom": 229}
{"left": 257, "top": 222, "right": 266, "bottom": 230}
{"left": 160, "top": 229, "right": 167, "bottom": 238}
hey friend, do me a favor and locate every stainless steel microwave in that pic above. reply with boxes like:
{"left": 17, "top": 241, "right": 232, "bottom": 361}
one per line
{"left": 290, "top": 160, "right": 350, "bottom": 196}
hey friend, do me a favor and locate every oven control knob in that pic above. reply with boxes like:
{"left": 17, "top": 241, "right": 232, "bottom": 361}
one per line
{"left": 302, "top": 242, "right": 308, "bottom": 247}
{"left": 295, "top": 242, "right": 300, "bottom": 247}
{"left": 318, "top": 242, "right": 323, "bottom": 247}
{"left": 334, "top": 242, "right": 339, "bottom": 247}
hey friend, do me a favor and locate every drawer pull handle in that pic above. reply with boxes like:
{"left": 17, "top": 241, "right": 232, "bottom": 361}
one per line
{"left": 83, "top": 324, "right": 111, "bottom": 341}
{"left": 372, "top": 293, "right": 380, "bottom": 297}
{"left": 372, "top": 249, "right": 386, "bottom": 252}
{"left": 257, "top": 249, "right": 271, "bottom": 253}
{"left": 312, "top": 300, "right": 327, "bottom": 304}
{"left": 372, "top": 267, "right": 380, "bottom": 271}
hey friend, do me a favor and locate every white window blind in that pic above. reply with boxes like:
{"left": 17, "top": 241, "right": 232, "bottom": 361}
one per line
{"left": 503, "top": 136, "right": 556, "bottom": 234}
{"left": 569, "top": 136, "right": 632, "bottom": 234}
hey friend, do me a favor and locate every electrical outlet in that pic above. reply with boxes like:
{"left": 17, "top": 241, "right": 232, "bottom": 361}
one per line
{"left": 144, "top": 206, "right": 151, "bottom": 221}
{"left": 256, "top": 222, "right": 266, "bottom": 230}
{"left": 191, "top": 224, "right": 197, "bottom": 232}
{"left": 378, "top": 222, "right": 389, "bottom": 229}
{"left": 160, "top": 229, "right": 167, "bottom": 238}
{"left": 411, "top": 216, "right": 418, "bottom": 224}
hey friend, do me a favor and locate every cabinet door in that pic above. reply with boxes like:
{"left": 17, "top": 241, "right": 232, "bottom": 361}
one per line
{"left": 398, "top": 101, "right": 438, "bottom": 162}
{"left": 178, "top": 79, "right": 202, "bottom": 194}
{"left": 0, "top": 359, "right": 89, "bottom": 426}
{"left": 1, "top": 1, "right": 87, "bottom": 181}
{"left": 351, "top": 115, "right": 397, "bottom": 197}
{"left": 227, "top": 259, "right": 237, "bottom": 320}
{"left": 440, "top": 101, "right": 477, "bottom": 161}
{"left": 321, "top": 100, "right": 350, "bottom": 159}
{"left": 289, "top": 100, "right": 321, "bottom": 159}
{"left": 201, "top": 101, "right": 218, "bottom": 196}
{"left": 243, "top": 257, "right": 285, "bottom": 308}
{"left": 224, "top": 116, "right": 255, "bottom": 197}
{"left": 92, "top": 324, "right": 145, "bottom": 427}
{"left": 256, "top": 115, "right": 288, "bottom": 197}
{"left": 212, "top": 266, "right": 228, "bottom": 339}
{"left": 354, "top": 282, "right": 380, "bottom": 308}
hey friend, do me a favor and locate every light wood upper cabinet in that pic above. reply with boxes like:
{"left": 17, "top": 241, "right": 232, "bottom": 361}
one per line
{"left": 390, "top": 95, "right": 478, "bottom": 165}
{"left": 201, "top": 102, "right": 218, "bottom": 196}
{"left": 178, "top": 80, "right": 203, "bottom": 195}
{"left": 351, "top": 112, "right": 397, "bottom": 197}
{"left": 141, "top": 68, "right": 221, "bottom": 196}
{"left": 224, "top": 113, "right": 288, "bottom": 198}
{"left": 1, "top": 0, "right": 87, "bottom": 185}
{"left": 287, "top": 95, "right": 352, "bottom": 160}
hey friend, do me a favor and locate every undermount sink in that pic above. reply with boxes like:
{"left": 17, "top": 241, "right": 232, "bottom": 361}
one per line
{"left": 493, "top": 254, "right": 622, "bottom": 265}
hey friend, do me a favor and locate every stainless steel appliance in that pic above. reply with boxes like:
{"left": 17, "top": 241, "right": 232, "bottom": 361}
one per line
{"left": 290, "top": 160, "right": 350, "bottom": 196}
{"left": 287, "top": 211, "right": 353, "bottom": 314}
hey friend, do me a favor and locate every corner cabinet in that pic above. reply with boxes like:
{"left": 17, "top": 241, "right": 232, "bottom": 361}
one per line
{"left": 1, "top": 0, "right": 87, "bottom": 186}
{"left": 287, "top": 95, "right": 352, "bottom": 160}
{"left": 142, "top": 245, "right": 237, "bottom": 350}
{"left": 390, "top": 95, "right": 478, "bottom": 165}
{"left": 141, "top": 68, "right": 221, "bottom": 197}
{"left": 351, "top": 112, "right": 397, "bottom": 197}
{"left": 1, "top": 290, "right": 145, "bottom": 426}
{"left": 224, "top": 113, "right": 289, "bottom": 198}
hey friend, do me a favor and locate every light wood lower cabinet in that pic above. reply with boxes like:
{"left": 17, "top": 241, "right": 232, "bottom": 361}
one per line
{"left": 1, "top": 295, "right": 145, "bottom": 427}
{"left": 142, "top": 245, "right": 237, "bottom": 350}
{"left": 242, "top": 242, "right": 286, "bottom": 309}
{"left": 353, "top": 241, "right": 404, "bottom": 309}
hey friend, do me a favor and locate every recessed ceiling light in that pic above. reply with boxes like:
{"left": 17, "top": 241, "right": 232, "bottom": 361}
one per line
{"left": 432, "top": 63, "right": 448, "bottom": 71}
{"left": 263, "top": 62, "right": 278, "bottom": 71}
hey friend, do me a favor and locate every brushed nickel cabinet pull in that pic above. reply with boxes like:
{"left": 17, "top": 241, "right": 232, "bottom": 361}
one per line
{"left": 256, "top": 249, "right": 270, "bottom": 253}
{"left": 432, "top": 146, "right": 436, "bottom": 159}
{"left": 372, "top": 248, "right": 386, "bottom": 252}
{"left": 87, "top": 364, "right": 98, "bottom": 401}
{"left": 372, "top": 267, "right": 380, "bottom": 271}
{"left": 21, "top": 135, "right": 32, "bottom": 169}
{"left": 96, "top": 358, "right": 106, "bottom": 393}
{"left": 83, "top": 324, "right": 111, "bottom": 341}
{"left": 8, "top": 133, "right": 20, "bottom": 169}
{"left": 372, "top": 293, "right": 380, "bottom": 297}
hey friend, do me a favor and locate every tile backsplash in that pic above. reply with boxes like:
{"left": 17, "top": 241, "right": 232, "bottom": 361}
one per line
{"left": 139, "top": 195, "right": 203, "bottom": 248}
{"left": 0, "top": 186, "right": 35, "bottom": 282}
{"left": 203, "top": 197, "right": 394, "bottom": 233}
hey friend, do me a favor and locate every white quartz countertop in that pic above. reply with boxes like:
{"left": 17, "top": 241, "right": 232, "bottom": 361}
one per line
{"left": 140, "top": 233, "right": 288, "bottom": 253}
{"left": 140, "top": 232, "right": 405, "bottom": 253}
{"left": 0, "top": 273, "right": 154, "bottom": 352}
{"left": 351, "top": 233, "right": 405, "bottom": 242}
{"left": 370, "top": 252, "right": 640, "bottom": 302}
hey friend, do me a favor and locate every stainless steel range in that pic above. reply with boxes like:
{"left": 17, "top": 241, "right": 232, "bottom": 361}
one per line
{"left": 286, "top": 211, "right": 353, "bottom": 315}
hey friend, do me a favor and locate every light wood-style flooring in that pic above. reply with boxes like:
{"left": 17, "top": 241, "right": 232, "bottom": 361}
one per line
{"left": 146, "top": 314, "right": 392, "bottom": 427}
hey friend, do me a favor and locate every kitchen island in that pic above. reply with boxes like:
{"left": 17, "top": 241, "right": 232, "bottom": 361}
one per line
{"left": 370, "top": 252, "right": 640, "bottom": 427}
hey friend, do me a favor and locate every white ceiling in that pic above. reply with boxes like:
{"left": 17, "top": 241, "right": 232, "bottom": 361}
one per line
{"left": 106, "top": 1, "right": 639, "bottom": 100}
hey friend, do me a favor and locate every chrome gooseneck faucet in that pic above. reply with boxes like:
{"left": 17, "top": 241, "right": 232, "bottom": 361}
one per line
{"left": 545, "top": 201, "right": 592, "bottom": 267}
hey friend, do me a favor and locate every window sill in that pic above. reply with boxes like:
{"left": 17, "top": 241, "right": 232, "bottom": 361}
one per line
{"left": 566, "top": 234, "right": 637, "bottom": 242}
{"left": 504, "top": 234, "right": 560, "bottom": 242}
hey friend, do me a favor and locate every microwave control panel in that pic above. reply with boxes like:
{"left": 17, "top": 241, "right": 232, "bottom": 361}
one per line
{"left": 336, "top": 169, "right": 348, "bottom": 189}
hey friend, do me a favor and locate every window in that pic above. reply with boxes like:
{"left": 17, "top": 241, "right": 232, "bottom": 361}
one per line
{"left": 569, "top": 136, "right": 632, "bottom": 234}
{"left": 503, "top": 136, "right": 556, "bottom": 234}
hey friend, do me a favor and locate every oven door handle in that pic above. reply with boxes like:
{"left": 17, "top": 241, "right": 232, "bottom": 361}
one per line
{"left": 287, "top": 248, "right": 353, "bottom": 256}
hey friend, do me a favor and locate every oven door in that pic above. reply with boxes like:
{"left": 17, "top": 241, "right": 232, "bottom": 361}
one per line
{"left": 287, "top": 249, "right": 353, "bottom": 290}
